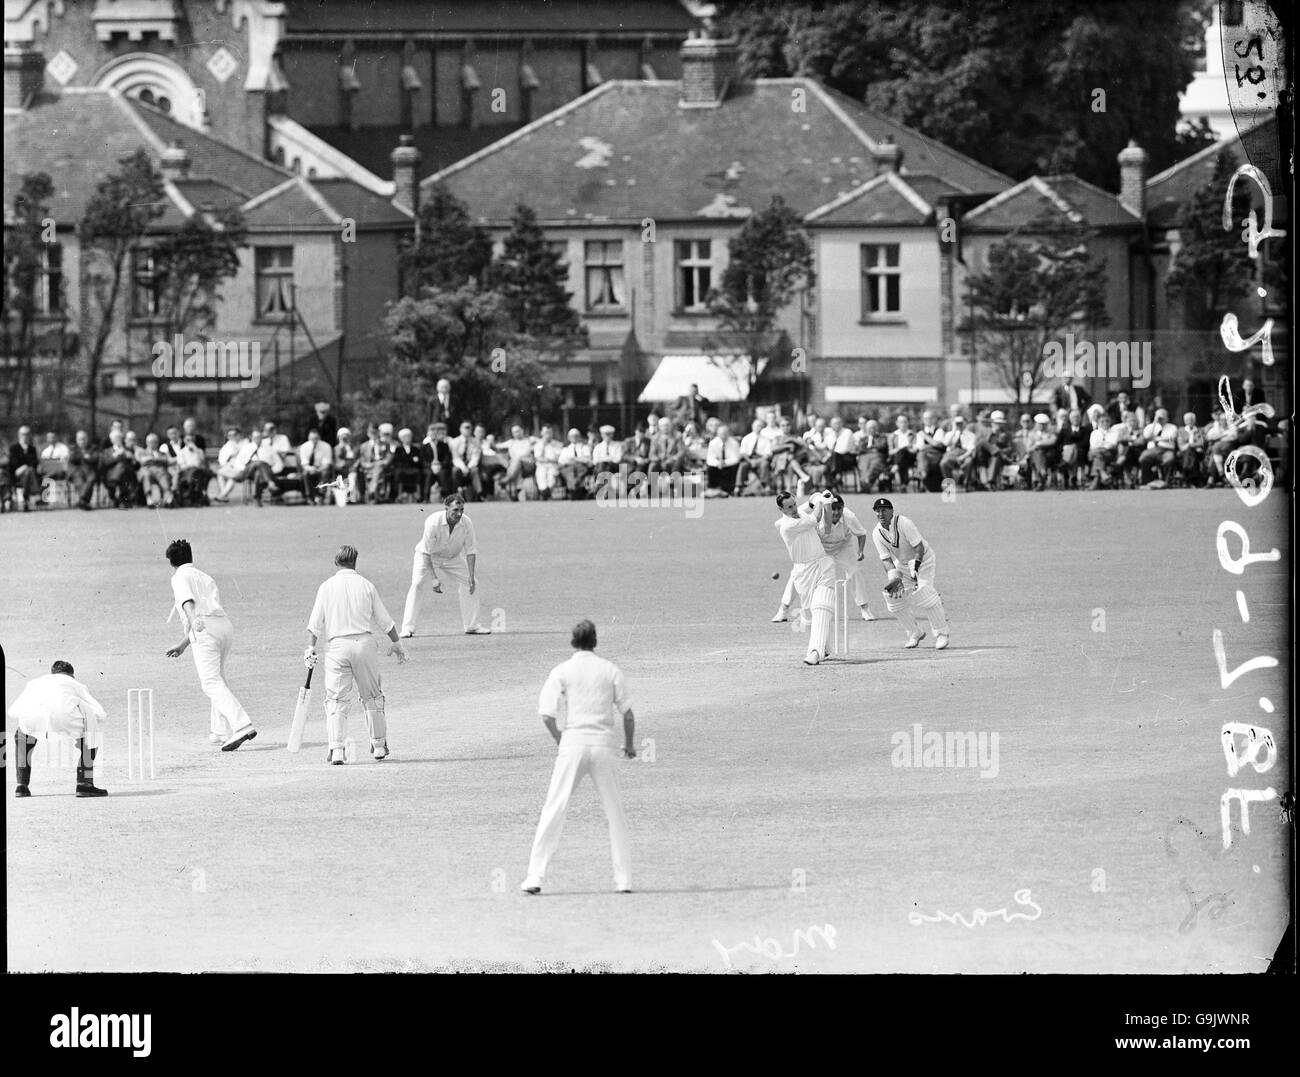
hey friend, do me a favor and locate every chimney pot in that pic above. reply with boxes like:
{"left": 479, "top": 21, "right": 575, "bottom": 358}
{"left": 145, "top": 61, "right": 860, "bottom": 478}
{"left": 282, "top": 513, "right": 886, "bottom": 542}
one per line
{"left": 1117, "top": 140, "right": 1148, "bottom": 219}
{"left": 391, "top": 134, "right": 422, "bottom": 215}
{"left": 679, "top": 31, "right": 738, "bottom": 108}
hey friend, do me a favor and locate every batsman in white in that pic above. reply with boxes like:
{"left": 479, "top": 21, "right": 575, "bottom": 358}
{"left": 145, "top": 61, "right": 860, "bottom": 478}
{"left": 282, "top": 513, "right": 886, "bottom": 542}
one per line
{"left": 871, "top": 498, "right": 950, "bottom": 650}
{"left": 306, "top": 544, "right": 409, "bottom": 765}
{"left": 8, "top": 659, "right": 108, "bottom": 797}
{"left": 400, "top": 493, "right": 492, "bottom": 637}
{"left": 163, "top": 538, "right": 258, "bottom": 750}
{"left": 521, "top": 619, "right": 635, "bottom": 895}
{"left": 774, "top": 490, "right": 838, "bottom": 665}
{"left": 773, "top": 493, "right": 875, "bottom": 623}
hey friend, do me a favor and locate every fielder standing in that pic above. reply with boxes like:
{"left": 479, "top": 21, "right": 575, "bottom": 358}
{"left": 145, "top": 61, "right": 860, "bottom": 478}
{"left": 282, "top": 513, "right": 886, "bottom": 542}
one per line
{"left": 871, "top": 498, "right": 950, "bottom": 649}
{"left": 400, "top": 493, "right": 492, "bottom": 637}
{"left": 774, "top": 490, "right": 837, "bottom": 665}
{"left": 8, "top": 660, "right": 108, "bottom": 797}
{"left": 164, "top": 539, "right": 258, "bottom": 749}
{"left": 521, "top": 619, "right": 635, "bottom": 895}
{"left": 307, "top": 544, "right": 409, "bottom": 765}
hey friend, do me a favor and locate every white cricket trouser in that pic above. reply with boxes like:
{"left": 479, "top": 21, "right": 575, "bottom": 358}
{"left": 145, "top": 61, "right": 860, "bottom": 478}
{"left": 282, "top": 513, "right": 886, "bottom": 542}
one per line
{"left": 527, "top": 742, "right": 631, "bottom": 890}
{"left": 190, "top": 615, "right": 252, "bottom": 733}
{"left": 786, "top": 555, "right": 836, "bottom": 623}
{"left": 323, "top": 634, "right": 387, "bottom": 749}
{"left": 401, "top": 552, "right": 482, "bottom": 633}
{"left": 782, "top": 546, "right": 870, "bottom": 608}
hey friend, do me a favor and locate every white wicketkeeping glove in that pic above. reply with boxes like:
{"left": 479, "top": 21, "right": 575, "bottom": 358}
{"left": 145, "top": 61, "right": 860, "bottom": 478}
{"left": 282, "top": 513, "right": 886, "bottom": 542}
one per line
{"left": 304, "top": 647, "right": 318, "bottom": 669}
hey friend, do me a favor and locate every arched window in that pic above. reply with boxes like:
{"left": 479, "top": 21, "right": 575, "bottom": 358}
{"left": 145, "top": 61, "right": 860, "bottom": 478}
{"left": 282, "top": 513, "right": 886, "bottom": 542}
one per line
{"left": 94, "top": 54, "right": 200, "bottom": 126}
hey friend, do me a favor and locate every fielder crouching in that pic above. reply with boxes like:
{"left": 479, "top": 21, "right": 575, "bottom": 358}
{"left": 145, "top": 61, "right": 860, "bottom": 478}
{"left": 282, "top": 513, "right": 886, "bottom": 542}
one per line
{"left": 306, "top": 545, "right": 409, "bottom": 765}
{"left": 8, "top": 660, "right": 108, "bottom": 797}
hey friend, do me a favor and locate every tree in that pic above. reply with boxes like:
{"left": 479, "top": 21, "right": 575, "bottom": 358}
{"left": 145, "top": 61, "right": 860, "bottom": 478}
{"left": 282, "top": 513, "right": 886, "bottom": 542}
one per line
{"left": 960, "top": 213, "right": 1111, "bottom": 403}
{"left": 145, "top": 208, "right": 248, "bottom": 426}
{"left": 488, "top": 204, "right": 584, "bottom": 343}
{"left": 1, "top": 172, "right": 57, "bottom": 420}
{"left": 399, "top": 185, "right": 492, "bottom": 296}
{"left": 705, "top": 195, "right": 815, "bottom": 397}
{"left": 79, "top": 150, "right": 165, "bottom": 437}
{"left": 1165, "top": 150, "right": 1258, "bottom": 330}
{"left": 716, "top": 0, "right": 1205, "bottom": 189}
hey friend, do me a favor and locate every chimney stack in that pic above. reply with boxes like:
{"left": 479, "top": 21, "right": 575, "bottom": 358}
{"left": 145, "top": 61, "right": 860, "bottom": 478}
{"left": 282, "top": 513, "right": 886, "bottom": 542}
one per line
{"left": 160, "top": 140, "right": 191, "bottom": 181}
{"left": 391, "top": 133, "right": 421, "bottom": 215}
{"left": 4, "top": 43, "right": 45, "bottom": 110}
{"left": 1117, "top": 140, "right": 1148, "bottom": 219}
{"left": 873, "top": 138, "right": 903, "bottom": 173}
{"left": 679, "top": 29, "right": 737, "bottom": 109}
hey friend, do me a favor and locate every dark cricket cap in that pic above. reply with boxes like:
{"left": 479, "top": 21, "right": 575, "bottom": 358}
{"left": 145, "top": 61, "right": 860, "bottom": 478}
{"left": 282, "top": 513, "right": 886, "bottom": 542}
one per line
{"left": 872, "top": 498, "right": 893, "bottom": 511}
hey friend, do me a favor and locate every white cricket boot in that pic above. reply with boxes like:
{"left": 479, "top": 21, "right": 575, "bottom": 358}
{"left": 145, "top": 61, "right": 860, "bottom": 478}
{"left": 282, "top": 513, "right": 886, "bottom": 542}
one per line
{"left": 904, "top": 630, "right": 927, "bottom": 649}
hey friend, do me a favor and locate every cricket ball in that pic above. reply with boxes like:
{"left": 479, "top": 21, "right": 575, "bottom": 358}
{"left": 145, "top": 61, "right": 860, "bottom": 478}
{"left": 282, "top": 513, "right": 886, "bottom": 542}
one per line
{"left": 771, "top": 571, "right": 780, "bottom": 580}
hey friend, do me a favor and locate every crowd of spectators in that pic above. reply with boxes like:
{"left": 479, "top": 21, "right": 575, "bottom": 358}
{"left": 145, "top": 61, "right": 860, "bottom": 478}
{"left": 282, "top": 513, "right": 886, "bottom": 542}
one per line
{"left": 3, "top": 380, "right": 1286, "bottom": 513}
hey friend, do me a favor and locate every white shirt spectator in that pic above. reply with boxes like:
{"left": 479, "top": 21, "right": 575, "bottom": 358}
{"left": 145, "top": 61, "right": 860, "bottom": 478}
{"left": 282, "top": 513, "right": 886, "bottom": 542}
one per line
{"left": 414, "top": 509, "right": 479, "bottom": 561}
{"left": 307, "top": 568, "right": 396, "bottom": 641}
{"left": 450, "top": 433, "right": 480, "bottom": 471}
{"left": 170, "top": 564, "right": 227, "bottom": 619}
{"left": 538, "top": 649, "right": 632, "bottom": 749}
{"left": 1142, "top": 420, "right": 1177, "bottom": 449}
{"left": 40, "top": 439, "right": 69, "bottom": 462}
{"left": 177, "top": 442, "right": 206, "bottom": 470}
{"left": 593, "top": 438, "right": 623, "bottom": 466}
{"left": 300, "top": 437, "right": 334, "bottom": 469}
{"left": 832, "top": 426, "right": 856, "bottom": 454}
{"left": 504, "top": 436, "right": 535, "bottom": 462}
{"left": 256, "top": 438, "right": 285, "bottom": 473}
{"left": 739, "top": 428, "right": 770, "bottom": 458}
{"left": 706, "top": 434, "right": 741, "bottom": 468}
{"left": 558, "top": 441, "right": 592, "bottom": 466}
{"left": 219, "top": 437, "right": 248, "bottom": 468}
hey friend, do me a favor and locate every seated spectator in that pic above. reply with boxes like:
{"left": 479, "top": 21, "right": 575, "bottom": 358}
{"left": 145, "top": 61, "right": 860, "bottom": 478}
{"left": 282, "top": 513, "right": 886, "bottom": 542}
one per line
{"left": 1118, "top": 410, "right": 1144, "bottom": 484}
{"left": 248, "top": 429, "right": 285, "bottom": 505}
{"left": 855, "top": 419, "right": 890, "bottom": 491}
{"left": 69, "top": 431, "right": 101, "bottom": 511}
{"left": 1086, "top": 414, "right": 1121, "bottom": 489}
{"left": 137, "top": 432, "right": 176, "bottom": 507}
{"left": 705, "top": 423, "right": 741, "bottom": 496}
{"left": 99, "top": 429, "right": 139, "bottom": 508}
{"left": 1027, "top": 414, "right": 1058, "bottom": 491}
{"left": 449, "top": 421, "right": 482, "bottom": 500}
{"left": 737, "top": 418, "right": 772, "bottom": 495}
{"left": 887, "top": 416, "right": 916, "bottom": 489}
{"left": 420, "top": 423, "right": 454, "bottom": 503}
{"left": 299, "top": 428, "right": 335, "bottom": 504}
{"left": 592, "top": 426, "right": 624, "bottom": 489}
{"left": 1105, "top": 391, "right": 1133, "bottom": 424}
{"left": 768, "top": 417, "right": 812, "bottom": 494}
{"left": 556, "top": 427, "right": 593, "bottom": 498}
{"left": 981, "top": 411, "right": 1015, "bottom": 488}
{"left": 1058, "top": 408, "right": 1090, "bottom": 489}
{"left": 681, "top": 422, "right": 709, "bottom": 472}
{"left": 332, "top": 427, "right": 360, "bottom": 504}
{"left": 476, "top": 424, "right": 506, "bottom": 497}
{"left": 649, "top": 417, "right": 688, "bottom": 475}
{"left": 390, "top": 427, "right": 422, "bottom": 502}
{"left": 161, "top": 424, "right": 184, "bottom": 462}
{"left": 939, "top": 415, "right": 981, "bottom": 488}
{"left": 1203, "top": 408, "right": 1238, "bottom": 487}
{"left": 1176, "top": 411, "right": 1206, "bottom": 486}
{"left": 533, "top": 425, "right": 563, "bottom": 499}
{"left": 39, "top": 431, "right": 69, "bottom": 485}
{"left": 175, "top": 433, "right": 211, "bottom": 505}
{"left": 181, "top": 417, "right": 206, "bottom": 451}
{"left": 1138, "top": 408, "right": 1177, "bottom": 484}
{"left": 802, "top": 417, "right": 832, "bottom": 489}
{"left": 214, "top": 427, "right": 253, "bottom": 503}
{"left": 914, "top": 411, "right": 945, "bottom": 492}
{"left": 1010, "top": 413, "right": 1035, "bottom": 488}
{"left": 361, "top": 423, "right": 396, "bottom": 503}
{"left": 8, "top": 425, "right": 41, "bottom": 511}
{"left": 501, "top": 424, "right": 538, "bottom": 499}
{"left": 100, "top": 419, "right": 125, "bottom": 451}
{"left": 0, "top": 436, "right": 10, "bottom": 511}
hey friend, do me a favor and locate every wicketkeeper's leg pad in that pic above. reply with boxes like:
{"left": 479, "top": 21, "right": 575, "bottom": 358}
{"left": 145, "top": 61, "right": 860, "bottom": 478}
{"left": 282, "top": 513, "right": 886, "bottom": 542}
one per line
{"left": 885, "top": 593, "right": 920, "bottom": 636}
{"left": 912, "top": 582, "right": 950, "bottom": 635}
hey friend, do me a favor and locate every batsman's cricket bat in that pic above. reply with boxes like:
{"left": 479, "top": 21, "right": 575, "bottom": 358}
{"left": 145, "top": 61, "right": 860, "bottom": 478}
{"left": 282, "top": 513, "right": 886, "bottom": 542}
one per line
{"left": 286, "top": 666, "right": 314, "bottom": 753}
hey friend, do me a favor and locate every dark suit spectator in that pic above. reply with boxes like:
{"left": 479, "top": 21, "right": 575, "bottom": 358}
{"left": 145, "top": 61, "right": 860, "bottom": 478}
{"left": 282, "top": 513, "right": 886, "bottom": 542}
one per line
{"left": 913, "top": 411, "right": 945, "bottom": 492}
{"left": 1176, "top": 411, "right": 1207, "bottom": 486}
{"left": 420, "top": 422, "right": 454, "bottom": 502}
{"left": 1057, "top": 409, "right": 1090, "bottom": 488}
{"left": 1053, "top": 377, "right": 1092, "bottom": 413}
{"left": 99, "top": 420, "right": 124, "bottom": 451}
{"left": 983, "top": 411, "right": 1015, "bottom": 487}
{"left": 68, "top": 431, "right": 100, "bottom": 510}
{"left": 8, "top": 425, "right": 41, "bottom": 510}
{"left": 391, "top": 427, "right": 423, "bottom": 502}
{"left": 308, "top": 401, "right": 338, "bottom": 446}
{"left": 672, "top": 383, "right": 710, "bottom": 430}
{"left": 99, "top": 430, "right": 139, "bottom": 508}
{"left": 360, "top": 423, "right": 396, "bottom": 503}
{"left": 430, "top": 378, "right": 457, "bottom": 431}
{"left": 1105, "top": 391, "right": 1133, "bottom": 424}
{"left": 648, "top": 417, "right": 688, "bottom": 474}
{"left": 181, "top": 417, "right": 207, "bottom": 452}
{"left": 856, "top": 420, "right": 890, "bottom": 491}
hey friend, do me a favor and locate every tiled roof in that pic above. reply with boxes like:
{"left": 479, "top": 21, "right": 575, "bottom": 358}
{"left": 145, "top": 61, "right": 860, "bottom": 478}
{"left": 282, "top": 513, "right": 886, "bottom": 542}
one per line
{"left": 303, "top": 123, "right": 520, "bottom": 182}
{"left": 285, "top": 0, "right": 699, "bottom": 35}
{"left": 964, "top": 175, "right": 1139, "bottom": 231}
{"left": 241, "top": 179, "right": 340, "bottom": 229}
{"left": 806, "top": 173, "right": 933, "bottom": 226}
{"left": 426, "top": 79, "right": 1014, "bottom": 226}
{"left": 310, "top": 178, "right": 413, "bottom": 226}
{"left": 172, "top": 178, "right": 249, "bottom": 215}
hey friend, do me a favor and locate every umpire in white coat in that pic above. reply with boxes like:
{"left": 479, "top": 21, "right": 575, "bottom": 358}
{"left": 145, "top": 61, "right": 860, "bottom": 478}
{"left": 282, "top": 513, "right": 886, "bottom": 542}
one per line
{"left": 307, "top": 545, "right": 409, "bottom": 765}
{"left": 520, "top": 619, "right": 636, "bottom": 895}
{"left": 400, "top": 493, "right": 491, "bottom": 637}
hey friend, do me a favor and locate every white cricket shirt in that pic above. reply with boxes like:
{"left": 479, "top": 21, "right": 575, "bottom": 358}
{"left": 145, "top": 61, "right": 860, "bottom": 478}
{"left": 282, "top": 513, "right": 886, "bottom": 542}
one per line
{"left": 171, "top": 564, "right": 227, "bottom": 619}
{"left": 414, "top": 510, "right": 478, "bottom": 561}
{"left": 776, "top": 508, "right": 825, "bottom": 564}
{"left": 538, "top": 650, "right": 632, "bottom": 749}
{"left": 873, "top": 513, "right": 926, "bottom": 566}
{"left": 307, "top": 568, "right": 396, "bottom": 641}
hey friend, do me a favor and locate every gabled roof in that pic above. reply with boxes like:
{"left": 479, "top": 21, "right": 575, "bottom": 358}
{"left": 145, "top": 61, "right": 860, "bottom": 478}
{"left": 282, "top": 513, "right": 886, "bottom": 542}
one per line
{"left": 805, "top": 172, "right": 933, "bottom": 226}
{"left": 964, "top": 175, "right": 1139, "bottom": 231}
{"left": 1145, "top": 116, "right": 1282, "bottom": 230}
{"left": 4, "top": 87, "right": 410, "bottom": 233}
{"left": 284, "top": 0, "right": 699, "bottom": 36}
{"left": 424, "top": 78, "right": 1014, "bottom": 226}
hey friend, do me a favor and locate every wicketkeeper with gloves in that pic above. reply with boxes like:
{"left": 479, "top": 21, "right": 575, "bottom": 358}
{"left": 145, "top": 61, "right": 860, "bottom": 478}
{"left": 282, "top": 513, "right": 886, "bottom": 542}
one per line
{"left": 305, "top": 544, "right": 409, "bottom": 765}
{"left": 871, "top": 497, "right": 951, "bottom": 650}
